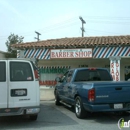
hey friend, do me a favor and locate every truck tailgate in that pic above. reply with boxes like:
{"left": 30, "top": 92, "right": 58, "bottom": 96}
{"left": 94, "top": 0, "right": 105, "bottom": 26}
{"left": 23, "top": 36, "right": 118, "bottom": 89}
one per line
{"left": 94, "top": 81, "right": 130, "bottom": 103}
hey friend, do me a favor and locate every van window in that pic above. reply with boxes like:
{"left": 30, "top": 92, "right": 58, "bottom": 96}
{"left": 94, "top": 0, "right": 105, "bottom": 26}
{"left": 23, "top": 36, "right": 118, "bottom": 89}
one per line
{"left": 10, "top": 62, "right": 33, "bottom": 81}
{"left": 0, "top": 62, "right": 6, "bottom": 82}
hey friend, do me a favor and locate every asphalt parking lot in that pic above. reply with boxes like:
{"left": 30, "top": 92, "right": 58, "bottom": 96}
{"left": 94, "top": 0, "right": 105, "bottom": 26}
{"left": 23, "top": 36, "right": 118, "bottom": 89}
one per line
{"left": 0, "top": 101, "right": 129, "bottom": 130}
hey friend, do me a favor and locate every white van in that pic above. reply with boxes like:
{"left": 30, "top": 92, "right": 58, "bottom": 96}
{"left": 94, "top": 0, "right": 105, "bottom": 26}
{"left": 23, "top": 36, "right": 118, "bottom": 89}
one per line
{"left": 0, "top": 59, "right": 40, "bottom": 120}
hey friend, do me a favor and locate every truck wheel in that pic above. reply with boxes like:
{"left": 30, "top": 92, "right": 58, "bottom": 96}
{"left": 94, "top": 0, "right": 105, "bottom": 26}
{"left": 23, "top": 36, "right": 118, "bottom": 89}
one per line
{"left": 75, "top": 96, "right": 86, "bottom": 119}
{"left": 29, "top": 115, "right": 38, "bottom": 121}
{"left": 55, "top": 90, "right": 61, "bottom": 105}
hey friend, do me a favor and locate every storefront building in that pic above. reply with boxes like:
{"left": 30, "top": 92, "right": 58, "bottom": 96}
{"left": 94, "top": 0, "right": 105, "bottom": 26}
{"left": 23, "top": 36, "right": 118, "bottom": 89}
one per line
{"left": 0, "top": 50, "right": 7, "bottom": 58}
{"left": 12, "top": 35, "right": 130, "bottom": 86}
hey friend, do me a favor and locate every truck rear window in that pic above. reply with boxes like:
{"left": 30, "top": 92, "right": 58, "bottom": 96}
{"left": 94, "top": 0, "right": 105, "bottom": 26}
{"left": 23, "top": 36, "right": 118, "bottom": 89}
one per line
{"left": 0, "top": 62, "right": 6, "bottom": 82}
{"left": 74, "top": 69, "right": 112, "bottom": 81}
{"left": 10, "top": 62, "right": 33, "bottom": 81}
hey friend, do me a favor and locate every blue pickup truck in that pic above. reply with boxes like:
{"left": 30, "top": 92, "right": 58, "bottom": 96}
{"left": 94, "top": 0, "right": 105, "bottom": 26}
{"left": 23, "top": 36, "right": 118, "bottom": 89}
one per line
{"left": 54, "top": 68, "right": 130, "bottom": 118}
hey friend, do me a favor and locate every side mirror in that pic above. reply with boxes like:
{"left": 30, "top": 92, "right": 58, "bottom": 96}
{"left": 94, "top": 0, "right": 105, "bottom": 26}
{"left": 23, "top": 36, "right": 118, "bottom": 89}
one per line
{"left": 55, "top": 77, "right": 61, "bottom": 82}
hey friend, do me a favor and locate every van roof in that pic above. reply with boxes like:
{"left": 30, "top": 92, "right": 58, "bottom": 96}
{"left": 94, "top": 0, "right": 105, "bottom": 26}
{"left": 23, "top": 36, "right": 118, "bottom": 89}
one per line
{"left": 0, "top": 58, "right": 37, "bottom": 62}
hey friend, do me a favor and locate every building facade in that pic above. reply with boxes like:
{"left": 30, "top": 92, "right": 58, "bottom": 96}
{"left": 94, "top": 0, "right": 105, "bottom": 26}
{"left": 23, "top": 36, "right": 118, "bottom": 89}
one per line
{"left": 0, "top": 51, "right": 6, "bottom": 58}
{"left": 12, "top": 35, "right": 130, "bottom": 86}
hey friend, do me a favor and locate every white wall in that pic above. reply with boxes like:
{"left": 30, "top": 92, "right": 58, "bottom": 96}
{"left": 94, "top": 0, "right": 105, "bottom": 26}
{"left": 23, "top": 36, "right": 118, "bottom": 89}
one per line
{"left": 38, "top": 58, "right": 110, "bottom": 68}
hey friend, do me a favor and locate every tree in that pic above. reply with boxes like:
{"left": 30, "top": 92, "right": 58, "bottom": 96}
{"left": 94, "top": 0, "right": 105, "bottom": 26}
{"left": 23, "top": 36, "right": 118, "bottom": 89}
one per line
{"left": 5, "top": 33, "right": 24, "bottom": 58}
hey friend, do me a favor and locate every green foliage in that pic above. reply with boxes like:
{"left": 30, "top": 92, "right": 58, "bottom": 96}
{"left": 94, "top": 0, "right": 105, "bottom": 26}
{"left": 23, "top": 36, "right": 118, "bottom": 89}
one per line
{"left": 5, "top": 33, "right": 24, "bottom": 58}
{"left": 5, "top": 51, "right": 17, "bottom": 58}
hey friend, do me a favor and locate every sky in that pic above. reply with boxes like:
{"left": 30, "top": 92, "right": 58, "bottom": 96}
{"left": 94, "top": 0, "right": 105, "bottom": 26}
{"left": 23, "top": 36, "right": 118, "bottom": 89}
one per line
{"left": 0, "top": 0, "right": 130, "bottom": 52}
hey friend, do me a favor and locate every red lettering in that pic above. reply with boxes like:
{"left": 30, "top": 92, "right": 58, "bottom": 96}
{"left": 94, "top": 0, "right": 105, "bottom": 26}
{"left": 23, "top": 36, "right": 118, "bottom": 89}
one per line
{"left": 51, "top": 52, "right": 55, "bottom": 58}
{"left": 111, "top": 68, "right": 114, "bottom": 74}
{"left": 56, "top": 52, "right": 59, "bottom": 58}
{"left": 78, "top": 52, "right": 81, "bottom": 57}
{"left": 116, "top": 70, "right": 119, "bottom": 76}
{"left": 59, "top": 52, "right": 62, "bottom": 58}
{"left": 67, "top": 52, "right": 69, "bottom": 57}
{"left": 70, "top": 52, "right": 74, "bottom": 57}
{"left": 82, "top": 52, "right": 84, "bottom": 57}
{"left": 116, "top": 76, "right": 119, "bottom": 81}
{"left": 63, "top": 52, "right": 66, "bottom": 57}
{"left": 84, "top": 52, "right": 88, "bottom": 57}
{"left": 88, "top": 51, "right": 92, "bottom": 57}
{"left": 75, "top": 52, "right": 79, "bottom": 57}
{"left": 116, "top": 63, "right": 119, "bottom": 67}
{"left": 111, "top": 63, "right": 114, "bottom": 68}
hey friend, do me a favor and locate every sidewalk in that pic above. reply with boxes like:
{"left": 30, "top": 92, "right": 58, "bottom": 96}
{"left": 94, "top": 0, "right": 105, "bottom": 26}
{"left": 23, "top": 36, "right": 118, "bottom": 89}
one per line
{"left": 40, "top": 86, "right": 55, "bottom": 101}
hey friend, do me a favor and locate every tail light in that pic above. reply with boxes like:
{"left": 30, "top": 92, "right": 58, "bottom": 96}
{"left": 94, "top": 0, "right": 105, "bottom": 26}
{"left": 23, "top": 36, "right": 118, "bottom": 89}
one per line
{"left": 88, "top": 89, "right": 95, "bottom": 102}
{"left": 89, "top": 68, "right": 96, "bottom": 70}
{"left": 30, "top": 61, "right": 39, "bottom": 81}
{"left": 34, "top": 70, "right": 39, "bottom": 80}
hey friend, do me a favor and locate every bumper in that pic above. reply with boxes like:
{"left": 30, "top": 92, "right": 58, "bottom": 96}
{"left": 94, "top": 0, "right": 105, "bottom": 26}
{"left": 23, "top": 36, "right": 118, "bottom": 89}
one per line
{"left": 83, "top": 103, "right": 130, "bottom": 112}
{"left": 0, "top": 106, "right": 40, "bottom": 117}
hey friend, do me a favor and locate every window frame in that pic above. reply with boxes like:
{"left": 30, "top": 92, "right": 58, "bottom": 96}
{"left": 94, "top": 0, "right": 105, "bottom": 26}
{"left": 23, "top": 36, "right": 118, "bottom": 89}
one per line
{"left": 74, "top": 69, "right": 112, "bottom": 82}
{"left": 0, "top": 61, "right": 6, "bottom": 82}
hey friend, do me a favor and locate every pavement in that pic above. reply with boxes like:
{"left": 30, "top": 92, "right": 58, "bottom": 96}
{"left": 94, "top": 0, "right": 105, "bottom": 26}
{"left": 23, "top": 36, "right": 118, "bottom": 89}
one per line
{"left": 40, "top": 86, "right": 55, "bottom": 101}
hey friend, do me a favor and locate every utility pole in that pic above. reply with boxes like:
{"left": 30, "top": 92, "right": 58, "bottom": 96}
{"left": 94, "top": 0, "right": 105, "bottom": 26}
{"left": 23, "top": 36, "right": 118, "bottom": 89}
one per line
{"left": 35, "top": 31, "right": 41, "bottom": 41}
{"left": 79, "top": 16, "right": 86, "bottom": 37}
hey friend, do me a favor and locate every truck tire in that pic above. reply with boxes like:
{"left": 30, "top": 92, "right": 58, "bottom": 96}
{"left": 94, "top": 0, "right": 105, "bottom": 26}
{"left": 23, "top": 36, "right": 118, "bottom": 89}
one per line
{"left": 29, "top": 115, "right": 38, "bottom": 121}
{"left": 55, "top": 90, "right": 61, "bottom": 105}
{"left": 75, "top": 96, "right": 86, "bottom": 119}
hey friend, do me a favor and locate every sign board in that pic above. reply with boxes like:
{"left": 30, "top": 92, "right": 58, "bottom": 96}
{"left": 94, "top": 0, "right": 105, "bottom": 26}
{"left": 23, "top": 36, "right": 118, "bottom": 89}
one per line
{"left": 110, "top": 60, "right": 120, "bottom": 81}
{"left": 50, "top": 49, "right": 92, "bottom": 59}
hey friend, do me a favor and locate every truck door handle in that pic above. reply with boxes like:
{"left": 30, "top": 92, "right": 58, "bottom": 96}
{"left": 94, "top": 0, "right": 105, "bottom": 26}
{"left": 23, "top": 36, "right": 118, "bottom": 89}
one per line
{"left": 115, "top": 87, "right": 122, "bottom": 90}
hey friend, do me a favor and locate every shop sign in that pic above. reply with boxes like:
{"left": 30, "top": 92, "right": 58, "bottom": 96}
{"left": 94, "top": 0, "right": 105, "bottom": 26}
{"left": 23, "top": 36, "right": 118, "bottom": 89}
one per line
{"left": 39, "top": 67, "right": 69, "bottom": 74}
{"left": 110, "top": 60, "right": 120, "bottom": 81}
{"left": 50, "top": 48, "right": 92, "bottom": 59}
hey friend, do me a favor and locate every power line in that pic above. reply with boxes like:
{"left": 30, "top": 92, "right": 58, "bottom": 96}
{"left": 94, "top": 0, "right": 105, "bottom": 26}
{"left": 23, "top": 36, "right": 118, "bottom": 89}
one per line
{"left": 0, "top": 17, "right": 78, "bottom": 39}
{"left": 39, "top": 22, "right": 79, "bottom": 34}
{"left": 86, "top": 28, "right": 123, "bottom": 35}
{"left": 86, "top": 20, "right": 130, "bottom": 25}
{"left": 84, "top": 15, "right": 130, "bottom": 20}
{"left": 1, "top": 16, "right": 130, "bottom": 39}
{"left": 0, "top": 22, "right": 79, "bottom": 40}
{"left": 38, "top": 17, "right": 77, "bottom": 31}
{"left": 39, "top": 21, "right": 79, "bottom": 33}
{"left": 1, "top": 16, "right": 130, "bottom": 40}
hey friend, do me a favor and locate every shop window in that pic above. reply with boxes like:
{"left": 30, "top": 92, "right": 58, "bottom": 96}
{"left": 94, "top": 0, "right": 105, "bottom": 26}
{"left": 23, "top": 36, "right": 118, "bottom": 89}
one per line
{"left": 105, "top": 65, "right": 110, "bottom": 72}
{"left": 125, "top": 66, "right": 130, "bottom": 81}
{"left": 79, "top": 65, "right": 88, "bottom": 67}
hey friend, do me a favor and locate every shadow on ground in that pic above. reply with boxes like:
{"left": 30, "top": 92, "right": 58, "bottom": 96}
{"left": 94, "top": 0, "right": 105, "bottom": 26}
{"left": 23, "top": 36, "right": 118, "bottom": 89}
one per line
{"left": 62, "top": 104, "right": 130, "bottom": 125}
{"left": 0, "top": 104, "right": 77, "bottom": 129}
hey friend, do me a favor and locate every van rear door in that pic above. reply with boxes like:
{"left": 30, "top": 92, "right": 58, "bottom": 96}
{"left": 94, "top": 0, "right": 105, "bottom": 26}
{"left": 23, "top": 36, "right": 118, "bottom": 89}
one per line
{"left": 0, "top": 60, "right": 7, "bottom": 108}
{"left": 8, "top": 60, "right": 39, "bottom": 108}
